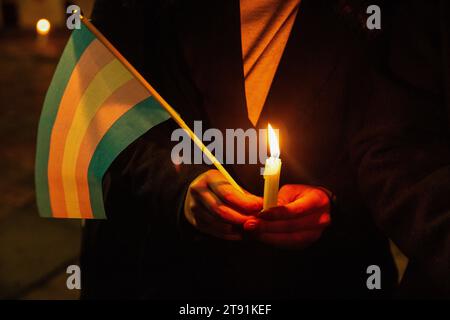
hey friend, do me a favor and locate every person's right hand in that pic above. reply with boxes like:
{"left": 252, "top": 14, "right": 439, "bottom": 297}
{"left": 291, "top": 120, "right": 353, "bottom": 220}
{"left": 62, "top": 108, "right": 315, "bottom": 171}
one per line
{"left": 184, "top": 170, "right": 263, "bottom": 240}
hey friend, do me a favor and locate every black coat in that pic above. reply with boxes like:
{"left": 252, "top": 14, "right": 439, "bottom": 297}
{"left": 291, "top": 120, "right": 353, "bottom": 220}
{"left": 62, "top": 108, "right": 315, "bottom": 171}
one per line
{"left": 80, "top": 0, "right": 450, "bottom": 299}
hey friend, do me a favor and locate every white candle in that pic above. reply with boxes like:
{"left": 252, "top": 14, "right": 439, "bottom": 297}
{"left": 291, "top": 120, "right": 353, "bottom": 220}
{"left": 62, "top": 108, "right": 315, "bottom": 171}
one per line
{"left": 263, "top": 124, "right": 281, "bottom": 210}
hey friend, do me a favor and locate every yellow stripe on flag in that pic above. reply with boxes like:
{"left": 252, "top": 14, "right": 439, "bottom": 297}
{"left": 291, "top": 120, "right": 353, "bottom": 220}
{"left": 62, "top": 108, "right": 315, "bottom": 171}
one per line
{"left": 48, "top": 39, "right": 114, "bottom": 217}
{"left": 62, "top": 59, "right": 133, "bottom": 217}
{"left": 75, "top": 79, "right": 150, "bottom": 218}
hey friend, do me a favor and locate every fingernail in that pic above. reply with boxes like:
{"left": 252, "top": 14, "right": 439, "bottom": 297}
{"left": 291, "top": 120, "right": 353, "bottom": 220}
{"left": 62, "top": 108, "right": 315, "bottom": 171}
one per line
{"left": 244, "top": 219, "right": 259, "bottom": 231}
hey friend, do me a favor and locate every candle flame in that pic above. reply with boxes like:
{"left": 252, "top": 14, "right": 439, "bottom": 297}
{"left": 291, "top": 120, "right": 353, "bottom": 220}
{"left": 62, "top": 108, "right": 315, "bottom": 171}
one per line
{"left": 36, "top": 19, "right": 51, "bottom": 36}
{"left": 268, "top": 124, "right": 280, "bottom": 158}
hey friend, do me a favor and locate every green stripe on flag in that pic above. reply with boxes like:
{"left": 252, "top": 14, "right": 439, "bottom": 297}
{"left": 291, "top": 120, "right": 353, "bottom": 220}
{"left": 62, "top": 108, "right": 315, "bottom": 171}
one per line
{"left": 35, "top": 25, "right": 95, "bottom": 217}
{"left": 87, "top": 97, "right": 171, "bottom": 219}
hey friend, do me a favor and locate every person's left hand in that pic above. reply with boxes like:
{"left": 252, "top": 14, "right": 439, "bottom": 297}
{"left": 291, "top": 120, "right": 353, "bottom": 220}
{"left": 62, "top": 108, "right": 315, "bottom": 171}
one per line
{"left": 244, "top": 184, "right": 331, "bottom": 249}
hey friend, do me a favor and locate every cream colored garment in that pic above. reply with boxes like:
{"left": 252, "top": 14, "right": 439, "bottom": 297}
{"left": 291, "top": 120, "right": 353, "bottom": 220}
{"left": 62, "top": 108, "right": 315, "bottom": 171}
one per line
{"left": 240, "top": 0, "right": 301, "bottom": 126}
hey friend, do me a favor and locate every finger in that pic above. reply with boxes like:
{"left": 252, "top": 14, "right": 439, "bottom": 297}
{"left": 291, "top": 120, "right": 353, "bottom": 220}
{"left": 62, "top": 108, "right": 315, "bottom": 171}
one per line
{"left": 184, "top": 190, "right": 198, "bottom": 227}
{"left": 283, "top": 189, "right": 329, "bottom": 215}
{"left": 192, "top": 202, "right": 239, "bottom": 234}
{"left": 190, "top": 186, "right": 252, "bottom": 224}
{"left": 260, "top": 189, "right": 329, "bottom": 220}
{"left": 206, "top": 171, "right": 262, "bottom": 213}
{"left": 277, "top": 184, "right": 305, "bottom": 205}
{"left": 257, "top": 229, "right": 323, "bottom": 249}
{"left": 192, "top": 206, "right": 243, "bottom": 241}
{"left": 253, "top": 212, "right": 331, "bottom": 233}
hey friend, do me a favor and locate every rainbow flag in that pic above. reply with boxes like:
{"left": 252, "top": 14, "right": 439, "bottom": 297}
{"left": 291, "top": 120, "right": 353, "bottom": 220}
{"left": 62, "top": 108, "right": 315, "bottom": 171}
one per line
{"left": 35, "top": 22, "right": 171, "bottom": 219}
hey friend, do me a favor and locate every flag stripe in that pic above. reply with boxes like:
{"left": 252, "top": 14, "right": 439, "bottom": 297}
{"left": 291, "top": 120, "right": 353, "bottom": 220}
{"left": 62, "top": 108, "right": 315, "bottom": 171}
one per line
{"left": 61, "top": 59, "right": 133, "bottom": 217}
{"left": 47, "top": 39, "right": 115, "bottom": 217}
{"left": 75, "top": 79, "right": 150, "bottom": 218}
{"left": 36, "top": 23, "right": 173, "bottom": 219}
{"left": 88, "top": 97, "right": 171, "bottom": 218}
{"left": 36, "top": 26, "right": 95, "bottom": 217}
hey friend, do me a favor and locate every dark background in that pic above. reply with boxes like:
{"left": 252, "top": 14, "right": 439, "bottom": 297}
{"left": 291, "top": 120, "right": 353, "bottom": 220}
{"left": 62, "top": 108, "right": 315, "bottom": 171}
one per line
{"left": 0, "top": 0, "right": 94, "bottom": 300}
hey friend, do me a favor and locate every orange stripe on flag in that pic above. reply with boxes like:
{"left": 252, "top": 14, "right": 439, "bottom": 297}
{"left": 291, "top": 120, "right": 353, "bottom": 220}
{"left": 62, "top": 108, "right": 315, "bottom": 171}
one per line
{"left": 75, "top": 79, "right": 150, "bottom": 218}
{"left": 47, "top": 40, "right": 114, "bottom": 218}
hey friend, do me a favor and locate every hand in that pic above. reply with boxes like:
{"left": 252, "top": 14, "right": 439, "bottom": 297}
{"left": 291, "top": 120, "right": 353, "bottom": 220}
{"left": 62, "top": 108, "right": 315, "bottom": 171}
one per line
{"left": 244, "top": 184, "right": 331, "bottom": 249}
{"left": 184, "top": 170, "right": 262, "bottom": 240}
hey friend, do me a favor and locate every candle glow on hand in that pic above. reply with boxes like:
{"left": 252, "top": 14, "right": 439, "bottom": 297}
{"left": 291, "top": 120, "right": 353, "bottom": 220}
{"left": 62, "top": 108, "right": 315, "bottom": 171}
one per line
{"left": 263, "top": 124, "right": 282, "bottom": 210}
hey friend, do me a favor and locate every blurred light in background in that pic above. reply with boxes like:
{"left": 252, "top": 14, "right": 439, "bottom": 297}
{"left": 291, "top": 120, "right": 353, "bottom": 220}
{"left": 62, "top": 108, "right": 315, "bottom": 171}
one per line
{"left": 36, "top": 18, "right": 51, "bottom": 35}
